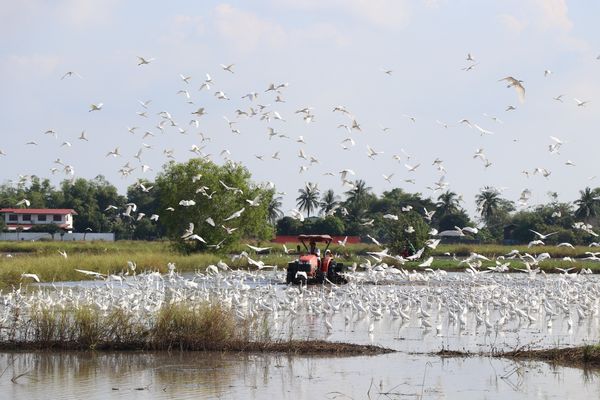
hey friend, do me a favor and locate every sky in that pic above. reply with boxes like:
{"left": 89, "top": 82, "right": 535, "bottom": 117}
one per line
{"left": 2, "top": 0, "right": 600, "bottom": 221}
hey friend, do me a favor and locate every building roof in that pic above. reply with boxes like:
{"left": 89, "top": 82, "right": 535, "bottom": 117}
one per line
{"left": 0, "top": 208, "right": 78, "bottom": 215}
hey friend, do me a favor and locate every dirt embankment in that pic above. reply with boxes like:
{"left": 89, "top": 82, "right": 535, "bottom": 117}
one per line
{"left": 501, "top": 345, "right": 600, "bottom": 368}
{"left": 0, "top": 339, "right": 395, "bottom": 356}
{"left": 434, "top": 345, "right": 600, "bottom": 368}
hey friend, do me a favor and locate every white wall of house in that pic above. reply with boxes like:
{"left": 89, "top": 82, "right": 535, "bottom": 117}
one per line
{"left": 3, "top": 213, "right": 74, "bottom": 230}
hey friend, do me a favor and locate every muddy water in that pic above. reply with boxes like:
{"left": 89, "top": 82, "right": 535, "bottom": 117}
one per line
{"left": 0, "top": 351, "right": 599, "bottom": 399}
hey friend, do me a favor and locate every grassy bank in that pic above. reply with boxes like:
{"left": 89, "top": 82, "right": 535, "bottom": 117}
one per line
{"left": 0, "top": 240, "right": 598, "bottom": 288}
{"left": 501, "top": 344, "right": 600, "bottom": 368}
{"left": 437, "top": 345, "right": 600, "bottom": 369}
{"left": 0, "top": 302, "right": 391, "bottom": 355}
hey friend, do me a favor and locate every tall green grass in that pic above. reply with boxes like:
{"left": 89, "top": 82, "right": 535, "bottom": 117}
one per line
{"left": 432, "top": 244, "right": 598, "bottom": 258}
{"left": 0, "top": 240, "right": 170, "bottom": 255}
{"left": 9, "top": 302, "right": 279, "bottom": 351}
{"left": 1, "top": 240, "right": 598, "bottom": 289}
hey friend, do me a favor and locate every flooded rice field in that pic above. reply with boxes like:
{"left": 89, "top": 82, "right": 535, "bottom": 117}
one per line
{"left": 2, "top": 269, "right": 600, "bottom": 398}
{"left": 1, "top": 351, "right": 600, "bottom": 399}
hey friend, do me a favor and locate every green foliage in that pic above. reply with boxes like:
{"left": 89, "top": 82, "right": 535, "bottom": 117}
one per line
{"left": 276, "top": 216, "right": 345, "bottom": 235}
{"left": 438, "top": 211, "right": 471, "bottom": 232}
{"left": 371, "top": 188, "right": 436, "bottom": 215}
{"left": 155, "top": 159, "right": 273, "bottom": 252}
{"left": 575, "top": 187, "right": 600, "bottom": 223}
{"left": 315, "top": 216, "right": 345, "bottom": 235}
{"left": 381, "top": 211, "right": 429, "bottom": 254}
{"left": 296, "top": 183, "right": 320, "bottom": 217}
{"left": 59, "top": 176, "right": 127, "bottom": 232}
{"left": 267, "top": 195, "right": 283, "bottom": 225}
{"left": 276, "top": 216, "right": 302, "bottom": 235}
{"left": 126, "top": 181, "right": 162, "bottom": 240}
{"left": 319, "top": 189, "right": 339, "bottom": 216}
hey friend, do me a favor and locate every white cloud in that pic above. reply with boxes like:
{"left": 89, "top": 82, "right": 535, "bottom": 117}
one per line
{"left": 172, "top": 15, "right": 205, "bottom": 34}
{"left": 422, "top": 0, "right": 445, "bottom": 9}
{"left": 214, "top": 4, "right": 287, "bottom": 52}
{"left": 55, "top": 0, "right": 118, "bottom": 28}
{"left": 346, "top": 0, "right": 411, "bottom": 29}
{"left": 275, "top": 0, "right": 411, "bottom": 29}
{"left": 292, "top": 23, "right": 350, "bottom": 47}
{"left": 158, "top": 15, "right": 205, "bottom": 46}
{"left": 531, "top": 0, "right": 572, "bottom": 31}
{"left": 0, "top": 54, "right": 61, "bottom": 78}
{"left": 498, "top": 14, "right": 528, "bottom": 35}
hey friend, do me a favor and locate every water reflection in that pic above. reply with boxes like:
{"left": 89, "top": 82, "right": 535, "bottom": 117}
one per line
{"left": 0, "top": 351, "right": 599, "bottom": 399}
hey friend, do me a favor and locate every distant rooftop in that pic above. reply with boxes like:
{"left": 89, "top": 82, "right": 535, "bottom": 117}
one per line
{"left": 0, "top": 208, "right": 78, "bottom": 215}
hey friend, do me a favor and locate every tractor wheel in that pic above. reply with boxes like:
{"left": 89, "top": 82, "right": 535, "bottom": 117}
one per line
{"left": 328, "top": 262, "right": 347, "bottom": 284}
{"left": 316, "top": 270, "right": 325, "bottom": 284}
{"left": 327, "top": 261, "right": 337, "bottom": 279}
{"left": 286, "top": 262, "right": 297, "bottom": 284}
{"left": 296, "top": 275, "right": 307, "bottom": 285}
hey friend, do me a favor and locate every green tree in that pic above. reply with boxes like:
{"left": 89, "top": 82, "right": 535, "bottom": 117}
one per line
{"left": 344, "top": 180, "right": 372, "bottom": 210}
{"left": 475, "top": 188, "right": 502, "bottom": 224}
{"left": 474, "top": 188, "right": 515, "bottom": 241}
{"left": 319, "top": 189, "right": 339, "bottom": 216}
{"left": 276, "top": 216, "right": 302, "bottom": 235}
{"left": 58, "top": 176, "right": 126, "bottom": 232}
{"left": 313, "top": 216, "right": 345, "bottom": 235}
{"left": 436, "top": 190, "right": 461, "bottom": 217}
{"left": 438, "top": 211, "right": 471, "bottom": 232}
{"left": 575, "top": 187, "right": 599, "bottom": 223}
{"left": 126, "top": 180, "right": 162, "bottom": 240}
{"left": 342, "top": 180, "right": 376, "bottom": 232}
{"left": 296, "top": 183, "right": 320, "bottom": 217}
{"left": 155, "top": 159, "right": 274, "bottom": 252}
{"left": 382, "top": 211, "right": 429, "bottom": 255}
{"left": 267, "top": 195, "right": 283, "bottom": 225}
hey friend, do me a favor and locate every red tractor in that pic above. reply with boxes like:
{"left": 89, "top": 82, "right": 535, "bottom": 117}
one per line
{"left": 285, "top": 234, "right": 347, "bottom": 285}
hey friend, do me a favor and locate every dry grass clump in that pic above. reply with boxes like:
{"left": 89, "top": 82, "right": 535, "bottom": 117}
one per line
{"left": 16, "top": 303, "right": 236, "bottom": 351}
{"left": 151, "top": 303, "right": 238, "bottom": 351}
{"left": 0, "top": 302, "right": 393, "bottom": 355}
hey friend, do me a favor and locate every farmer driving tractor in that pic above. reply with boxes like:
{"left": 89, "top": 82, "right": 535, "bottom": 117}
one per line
{"left": 286, "top": 235, "right": 347, "bottom": 285}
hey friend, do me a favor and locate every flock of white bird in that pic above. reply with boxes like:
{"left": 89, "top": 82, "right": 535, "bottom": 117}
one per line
{"left": 3, "top": 247, "right": 600, "bottom": 347}
{"left": 5, "top": 50, "right": 594, "bottom": 226}
{"left": 3, "top": 52, "right": 600, "bottom": 348}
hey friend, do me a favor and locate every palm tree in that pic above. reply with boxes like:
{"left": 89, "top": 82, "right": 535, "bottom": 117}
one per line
{"left": 475, "top": 188, "right": 501, "bottom": 224}
{"left": 296, "top": 183, "right": 320, "bottom": 217}
{"left": 320, "top": 189, "right": 339, "bottom": 216}
{"left": 344, "top": 179, "right": 372, "bottom": 208}
{"left": 575, "top": 187, "right": 599, "bottom": 222}
{"left": 267, "top": 195, "right": 283, "bottom": 225}
{"left": 436, "top": 190, "right": 461, "bottom": 216}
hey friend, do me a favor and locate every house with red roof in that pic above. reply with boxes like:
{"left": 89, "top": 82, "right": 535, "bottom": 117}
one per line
{"left": 0, "top": 208, "right": 77, "bottom": 232}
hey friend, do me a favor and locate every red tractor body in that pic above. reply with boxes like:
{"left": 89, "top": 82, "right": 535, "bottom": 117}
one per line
{"left": 285, "top": 234, "right": 347, "bottom": 284}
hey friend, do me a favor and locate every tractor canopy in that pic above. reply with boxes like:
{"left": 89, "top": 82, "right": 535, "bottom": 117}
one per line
{"left": 298, "top": 234, "right": 333, "bottom": 253}
{"left": 297, "top": 234, "right": 333, "bottom": 244}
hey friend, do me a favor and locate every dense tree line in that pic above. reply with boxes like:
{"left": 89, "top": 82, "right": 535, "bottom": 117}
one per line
{"left": 3, "top": 166, "right": 600, "bottom": 248}
{"left": 282, "top": 182, "right": 600, "bottom": 247}
{"left": 0, "top": 160, "right": 274, "bottom": 250}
